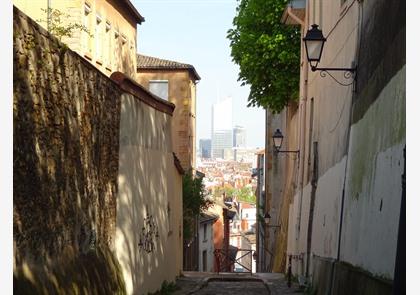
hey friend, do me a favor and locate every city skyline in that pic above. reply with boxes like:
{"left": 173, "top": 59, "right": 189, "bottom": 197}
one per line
{"left": 133, "top": 0, "right": 265, "bottom": 148}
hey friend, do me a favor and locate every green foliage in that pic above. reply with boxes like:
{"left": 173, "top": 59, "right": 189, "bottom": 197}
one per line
{"left": 303, "top": 282, "right": 317, "bottom": 295}
{"left": 227, "top": 0, "right": 301, "bottom": 112}
{"left": 148, "top": 280, "right": 179, "bottom": 295}
{"left": 38, "top": 8, "right": 91, "bottom": 41}
{"left": 236, "top": 186, "right": 256, "bottom": 203}
{"left": 214, "top": 186, "right": 256, "bottom": 204}
{"left": 182, "top": 171, "right": 213, "bottom": 240}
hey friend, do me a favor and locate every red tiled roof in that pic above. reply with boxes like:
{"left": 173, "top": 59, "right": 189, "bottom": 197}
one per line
{"left": 137, "top": 54, "right": 201, "bottom": 81}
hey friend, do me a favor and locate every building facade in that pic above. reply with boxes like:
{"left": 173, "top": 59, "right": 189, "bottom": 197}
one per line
{"left": 266, "top": 0, "right": 405, "bottom": 293}
{"left": 136, "top": 54, "right": 200, "bottom": 170}
{"left": 13, "top": 0, "right": 143, "bottom": 77}
{"left": 13, "top": 8, "right": 184, "bottom": 294}
{"left": 198, "top": 212, "right": 218, "bottom": 272}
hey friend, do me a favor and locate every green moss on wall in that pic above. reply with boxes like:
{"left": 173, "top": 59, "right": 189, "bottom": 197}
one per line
{"left": 348, "top": 68, "right": 405, "bottom": 199}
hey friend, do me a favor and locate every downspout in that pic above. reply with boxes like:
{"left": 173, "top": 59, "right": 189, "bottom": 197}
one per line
{"left": 296, "top": 0, "right": 309, "bottom": 278}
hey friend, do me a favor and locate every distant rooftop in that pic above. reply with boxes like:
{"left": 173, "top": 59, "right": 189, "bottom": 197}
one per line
{"left": 137, "top": 54, "right": 201, "bottom": 81}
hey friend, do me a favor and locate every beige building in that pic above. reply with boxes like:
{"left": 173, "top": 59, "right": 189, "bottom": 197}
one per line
{"left": 13, "top": 0, "right": 144, "bottom": 77}
{"left": 136, "top": 54, "right": 201, "bottom": 170}
{"left": 112, "top": 73, "right": 184, "bottom": 294}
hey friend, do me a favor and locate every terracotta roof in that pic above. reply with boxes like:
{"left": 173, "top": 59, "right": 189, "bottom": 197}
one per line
{"left": 199, "top": 212, "right": 219, "bottom": 224}
{"left": 137, "top": 54, "right": 201, "bottom": 81}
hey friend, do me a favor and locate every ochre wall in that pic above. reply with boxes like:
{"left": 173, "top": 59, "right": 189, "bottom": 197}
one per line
{"left": 116, "top": 92, "right": 183, "bottom": 295}
{"left": 136, "top": 70, "right": 197, "bottom": 170}
{"left": 13, "top": 0, "right": 138, "bottom": 77}
{"left": 13, "top": 7, "right": 125, "bottom": 293}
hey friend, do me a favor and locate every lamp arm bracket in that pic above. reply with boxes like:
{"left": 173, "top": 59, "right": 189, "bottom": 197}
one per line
{"left": 312, "top": 66, "right": 356, "bottom": 73}
{"left": 278, "top": 150, "right": 300, "bottom": 154}
{"left": 311, "top": 66, "right": 357, "bottom": 86}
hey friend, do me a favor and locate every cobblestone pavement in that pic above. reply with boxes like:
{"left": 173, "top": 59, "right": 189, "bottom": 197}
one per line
{"left": 173, "top": 272, "right": 304, "bottom": 295}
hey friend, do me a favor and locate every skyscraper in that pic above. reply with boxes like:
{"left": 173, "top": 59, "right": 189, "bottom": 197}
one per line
{"left": 233, "top": 125, "right": 246, "bottom": 148}
{"left": 199, "top": 139, "right": 212, "bottom": 159}
{"left": 212, "top": 97, "right": 233, "bottom": 159}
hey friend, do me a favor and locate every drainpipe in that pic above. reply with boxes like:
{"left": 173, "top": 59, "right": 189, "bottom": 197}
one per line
{"left": 296, "top": 1, "right": 309, "bottom": 278}
{"left": 223, "top": 208, "right": 230, "bottom": 271}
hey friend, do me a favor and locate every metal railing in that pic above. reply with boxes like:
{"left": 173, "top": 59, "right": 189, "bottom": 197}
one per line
{"left": 214, "top": 248, "right": 254, "bottom": 274}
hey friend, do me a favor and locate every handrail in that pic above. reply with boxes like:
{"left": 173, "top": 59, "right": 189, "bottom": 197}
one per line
{"left": 214, "top": 248, "right": 254, "bottom": 274}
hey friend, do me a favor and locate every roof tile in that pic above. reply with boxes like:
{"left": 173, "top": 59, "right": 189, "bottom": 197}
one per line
{"left": 137, "top": 54, "right": 201, "bottom": 80}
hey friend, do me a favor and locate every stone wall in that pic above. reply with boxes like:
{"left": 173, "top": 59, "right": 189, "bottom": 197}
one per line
{"left": 13, "top": 6, "right": 125, "bottom": 293}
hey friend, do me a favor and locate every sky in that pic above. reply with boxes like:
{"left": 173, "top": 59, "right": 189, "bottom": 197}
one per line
{"left": 132, "top": 0, "right": 265, "bottom": 148}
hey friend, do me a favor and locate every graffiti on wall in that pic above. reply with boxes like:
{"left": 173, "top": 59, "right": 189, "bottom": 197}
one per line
{"left": 138, "top": 212, "right": 159, "bottom": 253}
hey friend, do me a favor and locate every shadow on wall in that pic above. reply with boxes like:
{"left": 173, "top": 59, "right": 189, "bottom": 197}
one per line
{"left": 13, "top": 7, "right": 125, "bottom": 293}
{"left": 116, "top": 90, "right": 181, "bottom": 294}
{"left": 14, "top": 247, "right": 126, "bottom": 295}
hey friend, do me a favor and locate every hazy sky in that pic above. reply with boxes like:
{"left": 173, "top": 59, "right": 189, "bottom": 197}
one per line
{"left": 133, "top": 0, "right": 265, "bottom": 148}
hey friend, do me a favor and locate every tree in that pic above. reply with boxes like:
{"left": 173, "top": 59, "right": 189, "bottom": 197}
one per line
{"left": 38, "top": 8, "right": 91, "bottom": 41}
{"left": 182, "top": 171, "right": 213, "bottom": 240}
{"left": 236, "top": 186, "right": 256, "bottom": 203}
{"left": 227, "top": 0, "right": 301, "bottom": 112}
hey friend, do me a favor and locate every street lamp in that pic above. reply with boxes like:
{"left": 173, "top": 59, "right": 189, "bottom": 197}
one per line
{"left": 264, "top": 212, "right": 281, "bottom": 228}
{"left": 272, "top": 129, "right": 299, "bottom": 155}
{"left": 303, "top": 24, "right": 356, "bottom": 85}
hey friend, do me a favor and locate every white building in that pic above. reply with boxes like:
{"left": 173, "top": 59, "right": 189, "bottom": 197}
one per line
{"left": 198, "top": 212, "right": 218, "bottom": 272}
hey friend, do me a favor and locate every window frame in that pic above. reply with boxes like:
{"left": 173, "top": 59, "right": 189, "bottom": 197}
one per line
{"left": 149, "top": 80, "right": 169, "bottom": 101}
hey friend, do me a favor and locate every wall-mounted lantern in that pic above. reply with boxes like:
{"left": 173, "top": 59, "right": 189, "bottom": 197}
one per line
{"left": 264, "top": 212, "right": 281, "bottom": 228}
{"left": 303, "top": 24, "right": 357, "bottom": 85}
{"left": 272, "top": 129, "right": 299, "bottom": 155}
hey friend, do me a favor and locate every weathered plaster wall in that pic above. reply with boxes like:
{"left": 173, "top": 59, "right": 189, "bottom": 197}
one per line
{"left": 306, "top": 0, "right": 405, "bottom": 293}
{"left": 13, "top": 7, "right": 125, "bottom": 293}
{"left": 136, "top": 70, "right": 196, "bottom": 170}
{"left": 116, "top": 93, "right": 183, "bottom": 295}
{"left": 340, "top": 67, "right": 405, "bottom": 279}
{"left": 311, "top": 157, "right": 346, "bottom": 259}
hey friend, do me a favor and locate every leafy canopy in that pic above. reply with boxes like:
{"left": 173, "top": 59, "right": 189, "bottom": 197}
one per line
{"left": 227, "top": 0, "right": 301, "bottom": 112}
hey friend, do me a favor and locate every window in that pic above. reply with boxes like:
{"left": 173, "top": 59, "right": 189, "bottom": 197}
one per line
{"left": 105, "top": 20, "right": 111, "bottom": 69}
{"left": 203, "top": 223, "right": 207, "bottom": 241}
{"left": 83, "top": 3, "right": 92, "bottom": 55}
{"left": 95, "top": 14, "right": 102, "bottom": 62}
{"left": 149, "top": 80, "right": 169, "bottom": 100}
{"left": 121, "top": 34, "right": 127, "bottom": 45}
{"left": 202, "top": 250, "right": 207, "bottom": 272}
{"left": 113, "top": 28, "right": 120, "bottom": 69}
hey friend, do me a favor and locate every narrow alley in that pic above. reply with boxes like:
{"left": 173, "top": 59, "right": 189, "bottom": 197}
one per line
{"left": 173, "top": 273, "right": 303, "bottom": 295}
{"left": 10, "top": 0, "right": 406, "bottom": 294}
